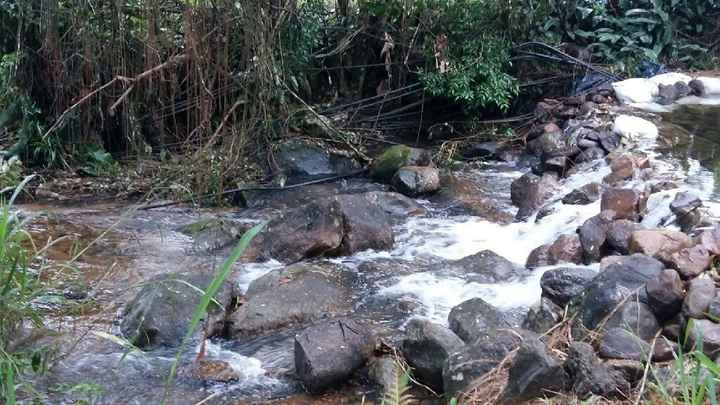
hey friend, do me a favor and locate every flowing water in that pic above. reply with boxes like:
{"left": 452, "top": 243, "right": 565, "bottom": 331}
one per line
{"left": 18, "top": 103, "right": 720, "bottom": 404}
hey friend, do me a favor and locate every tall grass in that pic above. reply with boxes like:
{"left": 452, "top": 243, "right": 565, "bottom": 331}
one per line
{"left": 0, "top": 176, "right": 47, "bottom": 404}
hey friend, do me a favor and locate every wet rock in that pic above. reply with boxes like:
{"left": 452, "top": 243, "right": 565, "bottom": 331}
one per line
{"left": 523, "top": 297, "right": 563, "bottom": 333}
{"left": 362, "top": 191, "right": 427, "bottom": 219}
{"left": 511, "top": 172, "right": 559, "bottom": 221}
{"left": 646, "top": 269, "right": 685, "bottom": 321}
{"left": 276, "top": 140, "right": 360, "bottom": 182}
{"left": 448, "top": 297, "right": 509, "bottom": 343}
{"left": 226, "top": 263, "right": 354, "bottom": 336}
{"left": 683, "top": 276, "right": 716, "bottom": 319}
{"left": 599, "top": 327, "right": 651, "bottom": 361}
{"left": 463, "top": 142, "right": 504, "bottom": 160}
{"left": 605, "top": 301, "right": 660, "bottom": 341}
{"left": 578, "top": 254, "right": 665, "bottom": 330}
{"left": 543, "top": 156, "right": 571, "bottom": 176}
{"left": 181, "top": 218, "right": 251, "bottom": 253}
{"left": 548, "top": 234, "right": 584, "bottom": 265}
{"left": 603, "top": 154, "right": 637, "bottom": 184}
{"left": 562, "top": 183, "right": 601, "bottom": 205}
{"left": 443, "top": 329, "right": 526, "bottom": 396}
{"left": 651, "top": 181, "right": 679, "bottom": 194}
{"left": 502, "top": 338, "right": 567, "bottom": 403}
{"left": 657, "top": 82, "right": 692, "bottom": 105}
{"left": 541, "top": 267, "right": 596, "bottom": 307}
{"left": 402, "top": 319, "right": 465, "bottom": 391}
{"left": 295, "top": 319, "right": 375, "bottom": 392}
{"left": 431, "top": 174, "right": 514, "bottom": 223}
{"left": 629, "top": 229, "right": 694, "bottom": 259}
{"left": 579, "top": 210, "right": 616, "bottom": 263}
{"left": 686, "top": 319, "right": 720, "bottom": 358}
{"left": 535, "top": 204, "right": 557, "bottom": 222}
{"left": 370, "top": 145, "right": 432, "bottom": 182}
{"left": 448, "top": 250, "right": 525, "bottom": 283}
{"left": 574, "top": 147, "right": 606, "bottom": 163}
{"left": 526, "top": 244, "right": 552, "bottom": 269}
{"left": 252, "top": 194, "right": 395, "bottom": 262}
{"left": 670, "top": 191, "right": 702, "bottom": 217}
{"left": 121, "top": 272, "right": 232, "bottom": 349}
{"left": 665, "top": 245, "right": 712, "bottom": 279}
{"left": 564, "top": 342, "right": 630, "bottom": 399}
{"left": 392, "top": 166, "right": 440, "bottom": 197}
{"left": 528, "top": 129, "right": 573, "bottom": 159}
{"left": 599, "top": 131, "right": 622, "bottom": 153}
{"left": 600, "top": 188, "right": 647, "bottom": 221}
{"left": 606, "top": 220, "right": 644, "bottom": 255}
{"left": 190, "top": 359, "right": 239, "bottom": 383}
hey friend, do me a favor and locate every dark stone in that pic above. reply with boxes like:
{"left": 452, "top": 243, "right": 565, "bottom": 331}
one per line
{"left": 502, "top": 338, "right": 568, "bottom": 403}
{"left": 599, "top": 327, "right": 651, "bottom": 360}
{"left": 523, "top": 298, "right": 563, "bottom": 333}
{"left": 544, "top": 156, "right": 571, "bottom": 176}
{"left": 683, "top": 277, "right": 716, "bottom": 319}
{"left": 657, "top": 82, "right": 692, "bottom": 105}
{"left": 294, "top": 319, "right": 375, "bottom": 392}
{"left": 651, "top": 181, "right": 679, "bottom": 194}
{"left": 121, "top": 272, "right": 232, "bottom": 349}
{"left": 606, "top": 220, "right": 643, "bottom": 255}
{"left": 708, "top": 294, "right": 720, "bottom": 321}
{"left": 541, "top": 267, "right": 597, "bottom": 307}
{"left": 574, "top": 147, "right": 606, "bottom": 163}
{"left": 448, "top": 297, "right": 509, "bottom": 343}
{"left": 562, "top": 183, "right": 601, "bottom": 205}
{"left": 402, "top": 319, "right": 465, "bottom": 391}
{"left": 277, "top": 140, "right": 360, "bottom": 182}
{"left": 578, "top": 254, "right": 664, "bottom": 331}
{"left": 443, "top": 329, "right": 526, "bottom": 396}
{"left": 225, "top": 263, "right": 354, "bottom": 336}
{"left": 535, "top": 204, "right": 557, "bottom": 222}
{"left": 369, "top": 356, "right": 398, "bottom": 392}
{"left": 600, "top": 188, "right": 647, "bottom": 221}
{"left": 362, "top": 191, "right": 427, "bottom": 219}
{"left": 564, "top": 342, "right": 630, "bottom": 399}
{"left": 579, "top": 210, "right": 616, "bottom": 263}
{"left": 511, "top": 172, "right": 559, "bottom": 221}
{"left": 646, "top": 269, "right": 685, "bottom": 321}
{"left": 463, "top": 142, "right": 502, "bottom": 159}
{"left": 370, "top": 145, "right": 432, "bottom": 182}
{"left": 391, "top": 166, "right": 441, "bottom": 197}
{"left": 599, "top": 131, "right": 621, "bottom": 153}
{"left": 670, "top": 191, "right": 702, "bottom": 217}
{"left": 448, "top": 250, "right": 525, "bottom": 283}
{"left": 689, "top": 79, "right": 706, "bottom": 97}
{"left": 605, "top": 301, "right": 660, "bottom": 341}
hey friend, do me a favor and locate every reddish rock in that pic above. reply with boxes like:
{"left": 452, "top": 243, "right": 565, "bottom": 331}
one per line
{"left": 697, "top": 225, "right": 720, "bottom": 256}
{"left": 526, "top": 244, "right": 553, "bottom": 269}
{"left": 664, "top": 245, "right": 712, "bottom": 279}
{"left": 191, "top": 359, "right": 239, "bottom": 382}
{"left": 548, "top": 234, "right": 584, "bottom": 265}
{"left": 629, "top": 229, "right": 694, "bottom": 259}
{"left": 600, "top": 188, "right": 648, "bottom": 221}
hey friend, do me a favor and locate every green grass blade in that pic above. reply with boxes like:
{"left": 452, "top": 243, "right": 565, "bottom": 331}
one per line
{"left": 162, "top": 221, "right": 266, "bottom": 403}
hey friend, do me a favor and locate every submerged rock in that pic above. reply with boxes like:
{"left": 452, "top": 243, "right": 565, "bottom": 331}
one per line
{"left": 391, "top": 166, "right": 440, "bottom": 197}
{"left": 370, "top": 145, "right": 432, "bottom": 182}
{"left": 448, "top": 297, "right": 509, "bottom": 343}
{"left": 511, "top": 172, "right": 559, "bottom": 221}
{"left": 121, "top": 272, "right": 232, "bottom": 349}
{"left": 431, "top": 174, "right": 514, "bottom": 223}
{"left": 225, "top": 263, "right": 355, "bottom": 336}
{"left": 448, "top": 250, "right": 525, "bottom": 283}
{"left": 294, "top": 319, "right": 375, "bottom": 392}
{"left": 402, "top": 319, "right": 465, "bottom": 391}
{"left": 562, "top": 183, "right": 601, "bottom": 205}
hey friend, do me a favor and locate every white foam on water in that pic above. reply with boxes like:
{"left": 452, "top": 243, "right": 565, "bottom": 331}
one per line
{"left": 200, "top": 340, "right": 284, "bottom": 387}
{"left": 379, "top": 264, "right": 598, "bottom": 325}
{"left": 235, "top": 260, "right": 283, "bottom": 293}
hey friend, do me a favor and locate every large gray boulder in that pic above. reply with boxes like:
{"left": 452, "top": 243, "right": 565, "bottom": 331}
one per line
{"left": 502, "top": 338, "right": 567, "bottom": 403}
{"left": 225, "top": 263, "right": 355, "bottom": 336}
{"left": 446, "top": 250, "right": 525, "bottom": 283}
{"left": 121, "top": 271, "right": 232, "bottom": 348}
{"left": 294, "top": 319, "right": 375, "bottom": 392}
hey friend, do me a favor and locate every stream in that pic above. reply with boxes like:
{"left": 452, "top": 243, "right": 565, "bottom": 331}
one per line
{"left": 18, "top": 103, "right": 720, "bottom": 404}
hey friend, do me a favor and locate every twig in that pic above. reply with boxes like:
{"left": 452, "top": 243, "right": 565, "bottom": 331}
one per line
{"left": 634, "top": 330, "right": 662, "bottom": 405}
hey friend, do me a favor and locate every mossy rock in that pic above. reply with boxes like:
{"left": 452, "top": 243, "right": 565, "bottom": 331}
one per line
{"left": 369, "top": 145, "right": 432, "bottom": 182}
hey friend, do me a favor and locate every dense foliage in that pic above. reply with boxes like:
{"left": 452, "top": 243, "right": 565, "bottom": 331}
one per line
{"left": 0, "top": 0, "right": 718, "bottom": 191}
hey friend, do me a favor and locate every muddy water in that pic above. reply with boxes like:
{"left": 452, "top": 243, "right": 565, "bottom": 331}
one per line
{"left": 19, "top": 105, "right": 720, "bottom": 404}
